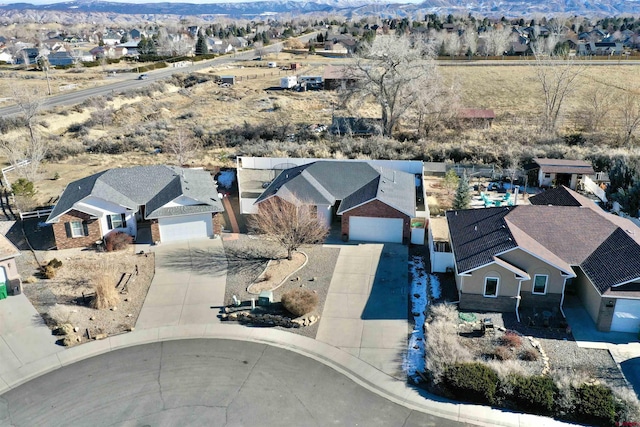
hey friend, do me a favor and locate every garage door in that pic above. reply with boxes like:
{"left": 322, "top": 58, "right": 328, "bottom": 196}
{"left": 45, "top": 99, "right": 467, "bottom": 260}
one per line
{"left": 158, "top": 213, "right": 213, "bottom": 243}
{"left": 611, "top": 299, "right": 640, "bottom": 333}
{"left": 349, "top": 217, "right": 403, "bottom": 243}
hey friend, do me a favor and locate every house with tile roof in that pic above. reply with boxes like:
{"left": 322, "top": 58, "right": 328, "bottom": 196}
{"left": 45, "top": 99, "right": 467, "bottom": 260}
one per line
{"left": 446, "top": 186, "right": 640, "bottom": 333}
{"left": 46, "top": 165, "right": 224, "bottom": 249}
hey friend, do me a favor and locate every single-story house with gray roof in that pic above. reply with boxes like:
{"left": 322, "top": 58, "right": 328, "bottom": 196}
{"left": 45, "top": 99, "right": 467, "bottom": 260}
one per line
{"left": 446, "top": 186, "right": 640, "bottom": 333}
{"left": 254, "top": 160, "right": 417, "bottom": 244}
{"left": 46, "top": 165, "right": 224, "bottom": 249}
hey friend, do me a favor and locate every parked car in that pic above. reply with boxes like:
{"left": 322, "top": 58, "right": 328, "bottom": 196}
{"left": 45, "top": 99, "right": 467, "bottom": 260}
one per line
{"left": 138, "top": 74, "right": 148, "bottom": 80}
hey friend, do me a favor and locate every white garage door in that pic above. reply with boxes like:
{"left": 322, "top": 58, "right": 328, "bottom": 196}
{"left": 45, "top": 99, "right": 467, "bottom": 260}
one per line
{"left": 349, "top": 217, "right": 403, "bottom": 243}
{"left": 158, "top": 213, "right": 213, "bottom": 243}
{"left": 611, "top": 299, "right": 640, "bottom": 333}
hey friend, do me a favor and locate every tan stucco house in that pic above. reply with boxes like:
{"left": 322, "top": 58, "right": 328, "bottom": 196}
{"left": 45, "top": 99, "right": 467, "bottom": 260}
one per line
{"left": 446, "top": 186, "right": 640, "bottom": 333}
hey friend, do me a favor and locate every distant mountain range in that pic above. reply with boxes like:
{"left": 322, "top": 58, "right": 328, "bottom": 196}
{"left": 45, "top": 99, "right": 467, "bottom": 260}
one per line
{"left": 1, "top": 0, "right": 639, "bottom": 19}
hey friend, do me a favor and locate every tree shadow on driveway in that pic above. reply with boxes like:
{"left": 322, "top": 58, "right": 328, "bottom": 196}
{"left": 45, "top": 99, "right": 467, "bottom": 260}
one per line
{"left": 159, "top": 244, "right": 277, "bottom": 278}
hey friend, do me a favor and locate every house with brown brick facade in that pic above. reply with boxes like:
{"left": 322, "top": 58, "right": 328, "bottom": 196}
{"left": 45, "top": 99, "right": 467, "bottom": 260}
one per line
{"left": 446, "top": 186, "right": 640, "bottom": 333}
{"left": 46, "top": 165, "right": 224, "bottom": 249}
{"left": 253, "top": 161, "right": 417, "bottom": 244}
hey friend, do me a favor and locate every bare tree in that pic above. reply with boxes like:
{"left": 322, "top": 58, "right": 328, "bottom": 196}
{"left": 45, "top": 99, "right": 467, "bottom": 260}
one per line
{"left": 343, "top": 34, "right": 439, "bottom": 137}
{"left": 619, "top": 92, "right": 640, "bottom": 145}
{"left": 462, "top": 26, "right": 478, "bottom": 57}
{"left": 482, "top": 26, "right": 513, "bottom": 57}
{"left": 443, "top": 31, "right": 462, "bottom": 57}
{"left": 165, "top": 128, "right": 201, "bottom": 166}
{"left": 248, "top": 196, "right": 329, "bottom": 260}
{"left": 0, "top": 85, "right": 48, "bottom": 181}
{"left": 574, "top": 86, "right": 614, "bottom": 132}
{"left": 410, "top": 76, "right": 460, "bottom": 137}
{"left": 532, "top": 55, "right": 583, "bottom": 134}
{"left": 88, "top": 96, "right": 114, "bottom": 129}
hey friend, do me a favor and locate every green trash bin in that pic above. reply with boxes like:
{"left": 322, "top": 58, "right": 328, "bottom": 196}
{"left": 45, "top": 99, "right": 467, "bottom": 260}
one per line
{"left": 0, "top": 282, "right": 7, "bottom": 300}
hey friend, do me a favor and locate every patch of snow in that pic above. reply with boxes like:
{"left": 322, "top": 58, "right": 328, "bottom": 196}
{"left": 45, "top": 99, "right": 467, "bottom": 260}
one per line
{"left": 429, "top": 274, "right": 441, "bottom": 300}
{"left": 217, "top": 170, "right": 236, "bottom": 189}
{"left": 404, "top": 255, "right": 428, "bottom": 382}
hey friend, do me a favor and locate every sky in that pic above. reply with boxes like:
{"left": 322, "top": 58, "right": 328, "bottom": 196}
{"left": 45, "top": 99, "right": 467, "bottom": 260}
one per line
{"left": 12, "top": 0, "right": 421, "bottom": 4}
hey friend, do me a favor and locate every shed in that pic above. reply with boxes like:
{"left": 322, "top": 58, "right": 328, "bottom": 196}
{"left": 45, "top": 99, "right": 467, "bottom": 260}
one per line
{"left": 525, "top": 158, "right": 595, "bottom": 190}
{"left": 220, "top": 76, "right": 235, "bottom": 85}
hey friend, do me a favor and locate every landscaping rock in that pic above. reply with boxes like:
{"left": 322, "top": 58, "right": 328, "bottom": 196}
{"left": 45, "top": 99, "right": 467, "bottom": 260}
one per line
{"left": 73, "top": 326, "right": 79, "bottom": 333}
{"left": 61, "top": 335, "right": 77, "bottom": 347}
{"left": 94, "top": 333, "right": 108, "bottom": 340}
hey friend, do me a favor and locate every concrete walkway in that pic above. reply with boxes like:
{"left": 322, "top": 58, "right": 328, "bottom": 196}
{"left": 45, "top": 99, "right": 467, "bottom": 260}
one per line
{"left": 0, "top": 295, "right": 62, "bottom": 391}
{"left": 317, "top": 243, "right": 409, "bottom": 379}
{"left": 564, "top": 300, "right": 640, "bottom": 396}
{"left": 136, "top": 238, "right": 227, "bottom": 329}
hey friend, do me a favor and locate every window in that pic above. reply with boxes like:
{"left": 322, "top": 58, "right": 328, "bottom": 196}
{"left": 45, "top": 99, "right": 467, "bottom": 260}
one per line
{"left": 544, "top": 173, "right": 551, "bottom": 179}
{"left": 533, "top": 275, "right": 548, "bottom": 295}
{"left": 107, "top": 213, "right": 126, "bottom": 230}
{"left": 70, "top": 221, "right": 84, "bottom": 238}
{"left": 484, "top": 277, "right": 499, "bottom": 297}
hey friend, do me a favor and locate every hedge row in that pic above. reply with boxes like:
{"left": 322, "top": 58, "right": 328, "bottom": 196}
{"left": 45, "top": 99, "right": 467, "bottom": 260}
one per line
{"left": 442, "top": 362, "right": 623, "bottom": 426}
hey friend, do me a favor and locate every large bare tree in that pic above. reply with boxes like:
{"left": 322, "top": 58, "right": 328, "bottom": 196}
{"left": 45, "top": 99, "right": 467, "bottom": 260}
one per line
{"left": 248, "top": 196, "right": 328, "bottom": 260}
{"left": 342, "top": 34, "right": 439, "bottom": 137}
{"left": 0, "top": 85, "right": 47, "bottom": 182}
{"left": 619, "top": 91, "right": 640, "bottom": 146}
{"left": 165, "top": 128, "right": 202, "bottom": 166}
{"left": 532, "top": 55, "right": 583, "bottom": 134}
{"left": 482, "top": 26, "right": 513, "bottom": 57}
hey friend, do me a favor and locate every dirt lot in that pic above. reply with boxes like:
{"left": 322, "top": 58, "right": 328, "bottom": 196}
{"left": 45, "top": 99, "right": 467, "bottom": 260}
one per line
{"left": 22, "top": 246, "right": 154, "bottom": 345}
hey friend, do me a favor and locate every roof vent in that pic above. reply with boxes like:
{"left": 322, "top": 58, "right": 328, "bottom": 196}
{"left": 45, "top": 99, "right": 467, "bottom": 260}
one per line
{"left": 474, "top": 225, "right": 477, "bottom": 231}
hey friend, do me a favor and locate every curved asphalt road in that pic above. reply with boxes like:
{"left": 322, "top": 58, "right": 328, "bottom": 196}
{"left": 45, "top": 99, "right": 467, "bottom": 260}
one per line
{"left": 0, "top": 339, "right": 469, "bottom": 427}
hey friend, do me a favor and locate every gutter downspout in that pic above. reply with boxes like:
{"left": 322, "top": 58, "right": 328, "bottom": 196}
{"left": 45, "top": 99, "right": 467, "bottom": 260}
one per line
{"left": 559, "top": 277, "right": 568, "bottom": 318}
{"left": 515, "top": 279, "right": 523, "bottom": 323}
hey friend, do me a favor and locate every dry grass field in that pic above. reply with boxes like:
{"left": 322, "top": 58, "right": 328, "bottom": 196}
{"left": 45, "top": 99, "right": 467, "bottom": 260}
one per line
{"left": 2, "top": 53, "right": 640, "bottom": 207}
{"left": 440, "top": 64, "right": 640, "bottom": 126}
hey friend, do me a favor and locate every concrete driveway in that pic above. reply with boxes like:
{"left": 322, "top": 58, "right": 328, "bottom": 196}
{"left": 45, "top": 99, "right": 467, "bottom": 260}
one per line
{"left": 0, "top": 294, "right": 61, "bottom": 388}
{"left": 136, "top": 239, "right": 228, "bottom": 329}
{"left": 316, "top": 243, "right": 408, "bottom": 379}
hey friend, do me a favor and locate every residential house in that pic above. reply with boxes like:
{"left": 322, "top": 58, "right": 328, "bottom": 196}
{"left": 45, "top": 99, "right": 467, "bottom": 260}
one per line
{"left": 228, "top": 36, "right": 249, "bottom": 49}
{"left": 237, "top": 157, "right": 427, "bottom": 244}
{"left": 210, "top": 42, "right": 233, "bottom": 55}
{"left": 0, "top": 233, "right": 22, "bottom": 298}
{"left": 524, "top": 158, "right": 595, "bottom": 190}
{"left": 129, "top": 29, "right": 144, "bottom": 40}
{"left": 102, "top": 30, "right": 122, "bottom": 46}
{"left": 15, "top": 48, "right": 39, "bottom": 65}
{"left": 46, "top": 165, "right": 224, "bottom": 249}
{"left": 446, "top": 186, "right": 640, "bottom": 333}
{"left": 0, "top": 51, "right": 13, "bottom": 64}
{"left": 48, "top": 50, "right": 74, "bottom": 66}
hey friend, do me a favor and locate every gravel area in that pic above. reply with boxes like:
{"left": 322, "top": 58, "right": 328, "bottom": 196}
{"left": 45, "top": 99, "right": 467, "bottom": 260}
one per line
{"left": 458, "top": 310, "right": 627, "bottom": 388}
{"left": 21, "top": 247, "right": 154, "bottom": 346}
{"left": 222, "top": 234, "right": 340, "bottom": 338}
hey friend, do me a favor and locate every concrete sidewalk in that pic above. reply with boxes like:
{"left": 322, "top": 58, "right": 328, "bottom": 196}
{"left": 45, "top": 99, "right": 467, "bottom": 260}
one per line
{"left": 0, "top": 294, "right": 62, "bottom": 391}
{"left": 317, "top": 243, "right": 408, "bottom": 379}
{"left": 136, "top": 238, "right": 227, "bottom": 329}
{"left": 0, "top": 323, "right": 572, "bottom": 427}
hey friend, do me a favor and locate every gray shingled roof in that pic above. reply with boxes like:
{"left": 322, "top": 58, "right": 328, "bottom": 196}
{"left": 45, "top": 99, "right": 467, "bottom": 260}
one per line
{"left": 47, "top": 165, "right": 223, "bottom": 223}
{"left": 256, "top": 161, "right": 415, "bottom": 217}
{"left": 446, "top": 204, "right": 640, "bottom": 294}
{"left": 529, "top": 186, "right": 583, "bottom": 207}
